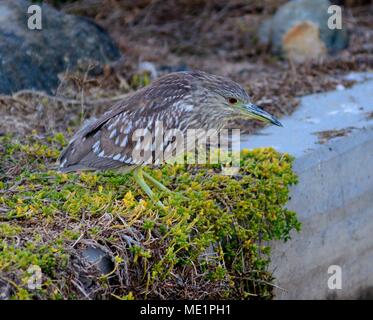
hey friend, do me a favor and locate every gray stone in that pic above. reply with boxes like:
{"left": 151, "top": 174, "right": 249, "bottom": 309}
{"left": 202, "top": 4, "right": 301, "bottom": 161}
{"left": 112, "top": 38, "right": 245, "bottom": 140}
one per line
{"left": 258, "top": 0, "right": 348, "bottom": 56}
{"left": 240, "top": 72, "right": 373, "bottom": 299}
{"left": 0, "top": 279, "right": 11, "bottom": 300}
{"left": 81, "top": 245, "right": 114, "bottom": 275}
{"left": 0, "top": 0, "right": 121, "bottom": 94}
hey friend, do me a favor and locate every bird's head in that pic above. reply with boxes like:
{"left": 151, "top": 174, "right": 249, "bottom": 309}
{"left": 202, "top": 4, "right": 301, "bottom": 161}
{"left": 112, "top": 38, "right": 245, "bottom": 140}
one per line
{"left": 190, "top": 71, "right": 282, "bottom": 127}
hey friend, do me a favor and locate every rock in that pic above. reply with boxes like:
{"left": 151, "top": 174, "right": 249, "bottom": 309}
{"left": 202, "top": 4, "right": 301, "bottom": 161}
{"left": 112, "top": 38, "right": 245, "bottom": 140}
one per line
{"left": 258, "top": 0, "right": 348, "bottom": 63}
{"left": 138, "top": 61, "right": 158, "bottom": 79}
{"left": 282, "top": 21, "right": 327, "bottom": 63}
{"left": 71, "top": 244, "right": 115, "bottom": 297}
{"left": 81, "top": 245, "right": 114, "bottom": 275}
{"left": 0, "top": 0, "right": 121, "bottom": 95}
{"left": 0, "top": 279, "right": 11, "bottom": 300}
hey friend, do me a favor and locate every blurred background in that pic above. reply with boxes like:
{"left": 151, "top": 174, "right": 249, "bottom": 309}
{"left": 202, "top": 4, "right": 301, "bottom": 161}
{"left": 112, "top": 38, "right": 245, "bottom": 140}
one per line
{"left": 0, "top": 0, "right": 371, "bottom": 137}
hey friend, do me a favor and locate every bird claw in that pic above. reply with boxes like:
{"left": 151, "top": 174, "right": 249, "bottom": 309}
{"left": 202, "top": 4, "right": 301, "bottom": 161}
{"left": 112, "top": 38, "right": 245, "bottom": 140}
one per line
{"left": 133, "top": 167, "right": 188, "bottom": 209}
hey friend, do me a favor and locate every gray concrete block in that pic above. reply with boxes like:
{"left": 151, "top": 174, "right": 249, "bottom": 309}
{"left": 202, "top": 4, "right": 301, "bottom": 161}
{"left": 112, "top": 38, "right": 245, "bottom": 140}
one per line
{"left": 240, "top": 72, "right": 373, "bottom": 299}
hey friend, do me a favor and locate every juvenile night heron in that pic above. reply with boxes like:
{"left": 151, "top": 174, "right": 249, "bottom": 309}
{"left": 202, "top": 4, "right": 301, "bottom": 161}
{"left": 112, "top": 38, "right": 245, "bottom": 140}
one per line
{"left": 59, "top": 71, "right": 282, "bottom": 204}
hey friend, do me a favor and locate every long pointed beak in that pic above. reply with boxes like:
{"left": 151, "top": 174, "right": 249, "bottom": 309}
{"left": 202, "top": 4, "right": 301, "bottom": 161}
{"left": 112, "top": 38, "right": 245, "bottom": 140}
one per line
{"left": 243, "top": 103, "right": 283, "bottom": 127}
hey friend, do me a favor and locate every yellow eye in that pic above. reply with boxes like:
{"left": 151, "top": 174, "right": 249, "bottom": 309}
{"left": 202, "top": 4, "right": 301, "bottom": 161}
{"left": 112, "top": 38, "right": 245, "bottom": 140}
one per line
{"left": 228, "top": 97, "right": 238, "bottom": 104}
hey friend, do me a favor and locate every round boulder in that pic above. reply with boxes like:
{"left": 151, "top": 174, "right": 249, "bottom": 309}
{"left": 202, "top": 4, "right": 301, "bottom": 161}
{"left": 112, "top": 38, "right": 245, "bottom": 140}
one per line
{"left": 0, "top": 0, "right": 121, "bottom": 94}
{"left": 258, "top": 0, "right": 349, "bottom": 63}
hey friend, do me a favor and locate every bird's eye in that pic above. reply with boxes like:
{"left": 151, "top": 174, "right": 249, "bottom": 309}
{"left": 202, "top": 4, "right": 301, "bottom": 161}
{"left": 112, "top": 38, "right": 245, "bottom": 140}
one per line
{"left": 228, "top": 97, "right": 238, "bottom": 104}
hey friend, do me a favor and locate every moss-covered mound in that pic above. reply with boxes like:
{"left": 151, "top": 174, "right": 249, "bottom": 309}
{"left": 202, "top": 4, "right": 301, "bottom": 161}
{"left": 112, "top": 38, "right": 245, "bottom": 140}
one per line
{"left": 0, "top": 133, "right": 300, "bottom": 299}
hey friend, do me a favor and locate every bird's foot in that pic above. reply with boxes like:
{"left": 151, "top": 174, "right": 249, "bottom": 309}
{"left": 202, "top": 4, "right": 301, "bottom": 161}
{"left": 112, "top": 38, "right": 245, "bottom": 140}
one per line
{"left": 142, "top": 170, "right": 188, "bottom": 201}
{"left": 133, "top": 167, "right": 168, "bottom": 208}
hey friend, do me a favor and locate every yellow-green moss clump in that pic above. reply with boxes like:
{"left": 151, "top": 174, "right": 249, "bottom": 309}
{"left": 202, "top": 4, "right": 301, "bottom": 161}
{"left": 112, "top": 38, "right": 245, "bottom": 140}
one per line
{"left": 0, "top": 133, "right": 300, "bottom": 299}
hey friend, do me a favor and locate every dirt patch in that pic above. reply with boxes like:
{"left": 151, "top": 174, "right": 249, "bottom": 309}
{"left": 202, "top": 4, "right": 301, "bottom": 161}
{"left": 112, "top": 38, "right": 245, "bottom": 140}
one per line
{"left": 365, "top": 111, "right": 373, "bottom": 120}
{"left": 313, "top": 127, "right": 356, "bottom": 144}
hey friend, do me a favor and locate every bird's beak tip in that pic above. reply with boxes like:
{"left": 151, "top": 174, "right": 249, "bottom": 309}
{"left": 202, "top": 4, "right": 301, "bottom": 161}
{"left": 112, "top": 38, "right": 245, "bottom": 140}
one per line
{"left": 244, "top": 103, "right": 283, "bottom": 127}
{"left": 273, "top": 119, "right": 283, "bottom": 127}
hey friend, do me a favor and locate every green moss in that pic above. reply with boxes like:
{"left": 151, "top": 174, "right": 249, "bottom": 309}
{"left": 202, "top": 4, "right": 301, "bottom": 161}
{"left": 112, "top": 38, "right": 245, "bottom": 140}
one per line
{"left": 0, "top": 223, "right": 22, "bottom": 237}
{"left": 130, "top": 72, "right": 151, "bottom": 90}
{"left": 0, "top": 134, "right": 300, "bottom": 299}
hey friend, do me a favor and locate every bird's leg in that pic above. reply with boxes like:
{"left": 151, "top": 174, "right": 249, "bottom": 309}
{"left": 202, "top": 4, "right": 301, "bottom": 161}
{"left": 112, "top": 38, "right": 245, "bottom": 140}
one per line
{"left": 143, "top": 170, "right": 188, "bottom": 200}
{"left": 133, "top": 167, "right": 164, "bottom": 208}
{"left": 142, "top": 171, "right": 172, "bottom": 194}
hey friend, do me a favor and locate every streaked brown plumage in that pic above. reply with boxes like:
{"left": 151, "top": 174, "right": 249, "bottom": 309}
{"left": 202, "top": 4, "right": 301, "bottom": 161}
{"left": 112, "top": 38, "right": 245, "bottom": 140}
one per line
{"left": 59, "top": 70, "right": 282, "bottom": 204}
